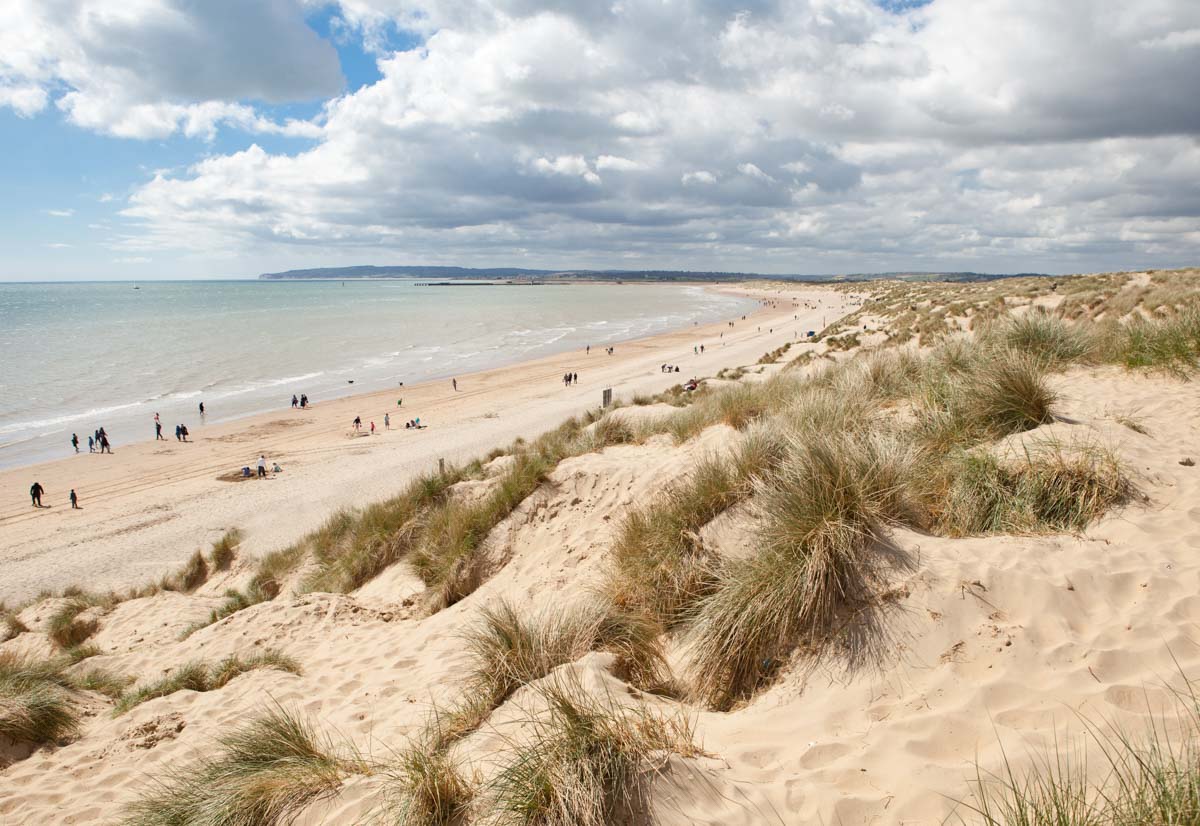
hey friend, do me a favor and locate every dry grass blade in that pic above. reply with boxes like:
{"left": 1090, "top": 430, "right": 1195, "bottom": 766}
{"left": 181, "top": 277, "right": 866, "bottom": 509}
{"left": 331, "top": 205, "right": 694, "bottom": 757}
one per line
{"left": 0, "top": 652, "right": 81, "bottom": 745}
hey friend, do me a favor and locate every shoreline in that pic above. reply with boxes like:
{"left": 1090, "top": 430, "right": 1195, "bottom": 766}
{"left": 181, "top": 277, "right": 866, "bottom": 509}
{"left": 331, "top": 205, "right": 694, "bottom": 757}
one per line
{"left": 0, "top": 283, "right": 855, "bottom": 603}
{"left": 0, "top": 281, "right": 753, "bottom": 472}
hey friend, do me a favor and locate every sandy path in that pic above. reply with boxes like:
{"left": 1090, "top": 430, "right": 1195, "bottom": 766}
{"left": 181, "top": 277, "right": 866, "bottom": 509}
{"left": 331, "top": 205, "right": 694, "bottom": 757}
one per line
{"left": 0, "top": 285, "right": 855, "bottom": 603}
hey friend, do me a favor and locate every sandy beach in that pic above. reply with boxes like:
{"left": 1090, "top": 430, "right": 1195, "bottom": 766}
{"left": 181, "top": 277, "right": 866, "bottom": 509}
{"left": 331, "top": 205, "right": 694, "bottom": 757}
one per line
{"left": 0, "top": 285, "right": 853, "bottom": 603}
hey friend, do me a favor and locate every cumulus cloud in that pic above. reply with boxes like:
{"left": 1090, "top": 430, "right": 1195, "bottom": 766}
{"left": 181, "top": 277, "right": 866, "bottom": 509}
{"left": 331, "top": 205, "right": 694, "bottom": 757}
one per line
{"left": 100, "top": 0, "right": 1200, "bottom": 270}
{"left": 0, "top": 0, "right": 341, "bottom": 138}
{"left": 44, "top": 209, "right": 75, "bottom": 217}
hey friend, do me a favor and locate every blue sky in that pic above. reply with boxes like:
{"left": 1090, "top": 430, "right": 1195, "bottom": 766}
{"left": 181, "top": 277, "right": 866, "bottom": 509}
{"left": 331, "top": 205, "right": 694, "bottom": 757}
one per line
{"left": 1, "top": 0, "right": 1197, "bottom": 280}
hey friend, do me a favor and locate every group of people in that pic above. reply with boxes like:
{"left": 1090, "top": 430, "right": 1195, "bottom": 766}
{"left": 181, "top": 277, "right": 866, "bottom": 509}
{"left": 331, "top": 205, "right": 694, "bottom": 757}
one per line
{"left": 693, "top": 344, "right": 706, "bottom": 355}
{"left": 290, "top": 394, "right": 310, "bottom": 409}
{"left": 660, "top": 364, "right": 682, "bottom": 373}
{"left": 71, "top": 426, "right": 111, "bottom": 454}
{"left": 29, "top": 481, "right": 79, "bottom": 510}
{"left": 562, "top": 371, "right": 579, "bottom": 386}
{"left": 150, "top": 413, "right": 190, "bottom": 442}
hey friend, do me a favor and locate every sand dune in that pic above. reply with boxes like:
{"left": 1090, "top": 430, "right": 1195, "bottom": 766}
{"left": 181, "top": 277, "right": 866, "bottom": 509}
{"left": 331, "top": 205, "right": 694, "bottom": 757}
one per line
{"left": 4, "top": 276, "right": 1200, "bottom": 824}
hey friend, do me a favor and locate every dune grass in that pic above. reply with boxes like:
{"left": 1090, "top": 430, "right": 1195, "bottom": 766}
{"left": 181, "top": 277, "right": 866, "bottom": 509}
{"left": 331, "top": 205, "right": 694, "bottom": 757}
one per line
{"left": 961, "top": 680, "right": 1200, "bottom": 826}
{"left": 488, "top": 678, "right": 699, "bottom": 826}
{"left": 388, "top": 743, "right": 474, "bottom": 826}
{"left": 605, "top": 454, "right": 754, "bottom": 629}
{"left": 0, "top": 653, "right": 82, "bottom": 745}
{"left": 46, "top": 594, "right": 114, "bottom": 649}
{"left": 115, "top": 649, "right": 301, "bottom": 714}
{"left": 209, "top": 528, "right": 242, "bottom": 571}
{"left": 684, "top": 429, "right": 926, "bottom": 709}
{"left": 302, "top": 471, "right": 461, "bottom": 595}
{"left": 122, "top": 706, "right": 367, "bottom": 826}
{"left": 411, "top": 453, "right": 553, "bottom": 607}
{"left": 936, "top": 443, "right": 1133, "bottom": 537}
{"left": 997, "top": 311, "right": 1095, "bottom": 366}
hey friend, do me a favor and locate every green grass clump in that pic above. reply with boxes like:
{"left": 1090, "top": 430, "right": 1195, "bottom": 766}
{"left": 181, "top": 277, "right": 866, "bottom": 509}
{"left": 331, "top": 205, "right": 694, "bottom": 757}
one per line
{"left": 302, "top": 471, "right": 458, "bottom": 594}
{"left": 998, "top": 312, "right": 1094, "bottom": 366}
{"left": 0, "top": 653, "right": 81, "bottom": 745}
{"left": 937, "top": 444, "right": 1132, "bottom": 536}
{"left": 411, "top": 452, "right": 552, "bottom": 607}
{"left": 684, "top": 430, "right": 925, "bottom": 709}
{"left": 1111, "top": 304, "right": 1200, "bottom": 376}
{"left": 605, "top": 458, "right": 741, "bottom": 628}
{"left": 121, "top": 706, "right": 366, "bottom": 826}
{"left": 209, "top": 528, "right": 242, "bottom": 571}
{"left": 388, "top": 742, "right": 474, "bottom": 826}
{"left": 116, "top": 649, "right": 301, "bottom": 714}
{"left": 488, "top": 678, "right": 698, "bottom": 826}
{"left": 47, "top": 595, "right": 112, "bottom": 649}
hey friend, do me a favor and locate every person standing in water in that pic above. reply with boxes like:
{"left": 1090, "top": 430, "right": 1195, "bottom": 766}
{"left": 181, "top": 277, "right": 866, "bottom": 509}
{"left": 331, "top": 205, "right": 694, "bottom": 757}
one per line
{"left": 30, "top": 482, "right": 44, "bottom": 508}
{"left": 70, "top": 489, "right": 79, "bottom": 509}
{"left": 71, "top": 433, "right": 79, "bottom": 453}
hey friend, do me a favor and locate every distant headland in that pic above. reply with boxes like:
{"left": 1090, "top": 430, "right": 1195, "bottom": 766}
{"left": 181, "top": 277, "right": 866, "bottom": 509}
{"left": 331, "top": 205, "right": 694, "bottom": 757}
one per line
{"left": 257, "top": 265, "right": 1048, "bottom": 283}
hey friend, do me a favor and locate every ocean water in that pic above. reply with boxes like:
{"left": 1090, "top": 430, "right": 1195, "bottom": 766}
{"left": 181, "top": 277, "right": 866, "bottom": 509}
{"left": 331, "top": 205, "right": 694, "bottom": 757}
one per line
{"left": 0, "top": 280, "right": 756, "bottom": 470}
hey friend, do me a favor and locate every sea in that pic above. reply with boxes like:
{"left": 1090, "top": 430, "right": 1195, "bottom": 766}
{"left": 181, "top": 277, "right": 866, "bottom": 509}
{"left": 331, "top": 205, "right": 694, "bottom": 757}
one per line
{"left": 0, "top": 280, "right": 757, "bottom": 470}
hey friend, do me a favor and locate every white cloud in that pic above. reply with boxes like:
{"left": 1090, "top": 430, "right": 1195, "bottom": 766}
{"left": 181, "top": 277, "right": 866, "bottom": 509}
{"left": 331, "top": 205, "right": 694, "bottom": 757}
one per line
{"left": 0, "top": 0, "right": 341, "bottom": 138}
{"left": 104, "top": 0, "right": 1200, "bottom": 272}
{"left": 112, "top": 256, "right": 151, "bottom": 264}
{"left": 46, "top": 242, "right": 71, "bottom": 248}
{"left": 44, "top": 208, "right": 75, "bottom": 217}
{"left": 682, "top": 171, "right": 717, "bottom": 186}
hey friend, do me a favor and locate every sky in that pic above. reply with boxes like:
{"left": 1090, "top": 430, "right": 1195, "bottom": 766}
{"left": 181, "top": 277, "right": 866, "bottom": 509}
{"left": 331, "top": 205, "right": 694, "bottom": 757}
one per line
{"left": 1, "top": 0, "right": 1198, "bottom": 281}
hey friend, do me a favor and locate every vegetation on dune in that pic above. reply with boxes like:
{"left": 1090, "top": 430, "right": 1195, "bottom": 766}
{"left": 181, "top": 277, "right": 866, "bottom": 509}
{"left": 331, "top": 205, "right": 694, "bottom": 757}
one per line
{"left": 0, "top": 656, "right": 80, "bottom": 746}
{"left": 115, "top": 649, "right": 301, "bottom": 714}
{"left": 388, "top": 741, "right": 474, "bottom": 826}
{"left": 209, "top": 527, "right": 242, "bottom": 571}
{"left": 122, "top": 706, "right": 367, "bottom": 826}
{"left": 487, "top": 677, "right": 700, "bottom": 826}
{"left": 961, "top": 679, "right": 1200, "bottom": 826}
{"left": 684, "top": 429, "right": 926, "bottom": 709}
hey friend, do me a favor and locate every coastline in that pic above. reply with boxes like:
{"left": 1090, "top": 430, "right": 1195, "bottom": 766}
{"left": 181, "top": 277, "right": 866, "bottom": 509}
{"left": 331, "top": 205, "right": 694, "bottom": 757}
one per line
{"left": 0, "top": 283, "right": 854, "bottom": 603}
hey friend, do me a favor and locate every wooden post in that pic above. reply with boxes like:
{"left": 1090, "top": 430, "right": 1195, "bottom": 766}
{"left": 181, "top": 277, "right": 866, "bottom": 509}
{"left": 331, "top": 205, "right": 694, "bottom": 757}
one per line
{"left": 439, "top": 458, "right": 445, "bottom": 476}
{"left": 602, "top": 388, "right": 613, "bottom": 408}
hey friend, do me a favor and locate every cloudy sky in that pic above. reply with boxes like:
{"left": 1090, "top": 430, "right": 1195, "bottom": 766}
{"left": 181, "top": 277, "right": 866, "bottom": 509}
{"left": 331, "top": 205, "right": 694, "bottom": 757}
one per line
{"left": 2, "top": 0, "right": 1198, "bottom": 280}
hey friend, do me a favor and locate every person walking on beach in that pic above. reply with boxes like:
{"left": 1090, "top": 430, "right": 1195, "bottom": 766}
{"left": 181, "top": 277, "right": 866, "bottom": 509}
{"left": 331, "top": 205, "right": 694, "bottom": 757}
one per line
{"left": 155, "top": 420, "right": 164, "bottom": 440}
{"left": 175, "top": 424, "right": 182, "bottom": 442}
{"left": 99, "top": 433, "right": 112, "bottom": 453}
{"left": 353, "top": 415, "right": 362, "bottom": 432}
{"left": 384, "top": 413, "right": 390, "bottom": 430}
{"left": 452, "top": 378, "right": 458, "bottom": 392}
{"left": 179, "top": 425, "right": 189, "bottom": 442}
{"left": 71, "top": 433, "right": 79, "bottom": 453}
{"left": 257, "top": 455, "right": 267, "bottom": 478}
{"left": 301, "top": 394, "right": 308, "bottom": 408}
{"left": 30, "top": 482, "right": 44, "bottom": 508}
{"left": 291, "top": 395, "right": 299, "bottom": 409}
{"left": 572, "top": 372, "right": 578, "bottom": 385}
{"left": 88, "top": 435, "right": 95, "bottom": 453}
{"left": 199, "top": 401, "right": 205, "bottom": 417}
{"left": 370, "top": 420, "right": 376, "bottom": 435}
{"left": 69, "top": 489, "right": 79, "bottom": 509}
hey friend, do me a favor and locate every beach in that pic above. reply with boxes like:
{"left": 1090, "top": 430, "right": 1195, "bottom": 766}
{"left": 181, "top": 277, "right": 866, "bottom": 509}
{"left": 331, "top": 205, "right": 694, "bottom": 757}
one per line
{"left": 0, "top": 284, "right": 850, "bottom": 603}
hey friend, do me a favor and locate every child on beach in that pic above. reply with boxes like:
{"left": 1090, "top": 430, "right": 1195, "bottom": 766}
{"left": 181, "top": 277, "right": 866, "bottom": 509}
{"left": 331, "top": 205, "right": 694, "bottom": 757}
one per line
{"left": 384, "top": 413, "right": 390, "bottom": 430}
{"left": 71, "top": 433, "right": 79, "bottom": 453}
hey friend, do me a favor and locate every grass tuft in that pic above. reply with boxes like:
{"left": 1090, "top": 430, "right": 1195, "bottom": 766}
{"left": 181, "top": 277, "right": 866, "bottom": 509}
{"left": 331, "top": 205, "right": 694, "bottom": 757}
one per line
{"left": 115, "top": 649, "right": 301, "bottom": 714}
{"left": 121, "top": 706, "right": 366, "bottom": 826}
{"left": 209, "top": 528, "right": 242, "bottom": 571}
{"left": 0, "top": 653, "right": 81, "bottom": 745}
{"left": 488, "top": 677, "right": 699, "bottom": 826}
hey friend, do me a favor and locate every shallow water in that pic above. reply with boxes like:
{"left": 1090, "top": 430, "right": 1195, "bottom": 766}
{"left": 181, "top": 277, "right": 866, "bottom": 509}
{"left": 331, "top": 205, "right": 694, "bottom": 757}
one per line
{"left": 0, "top": 280, "right": 755, "bottom": 469}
